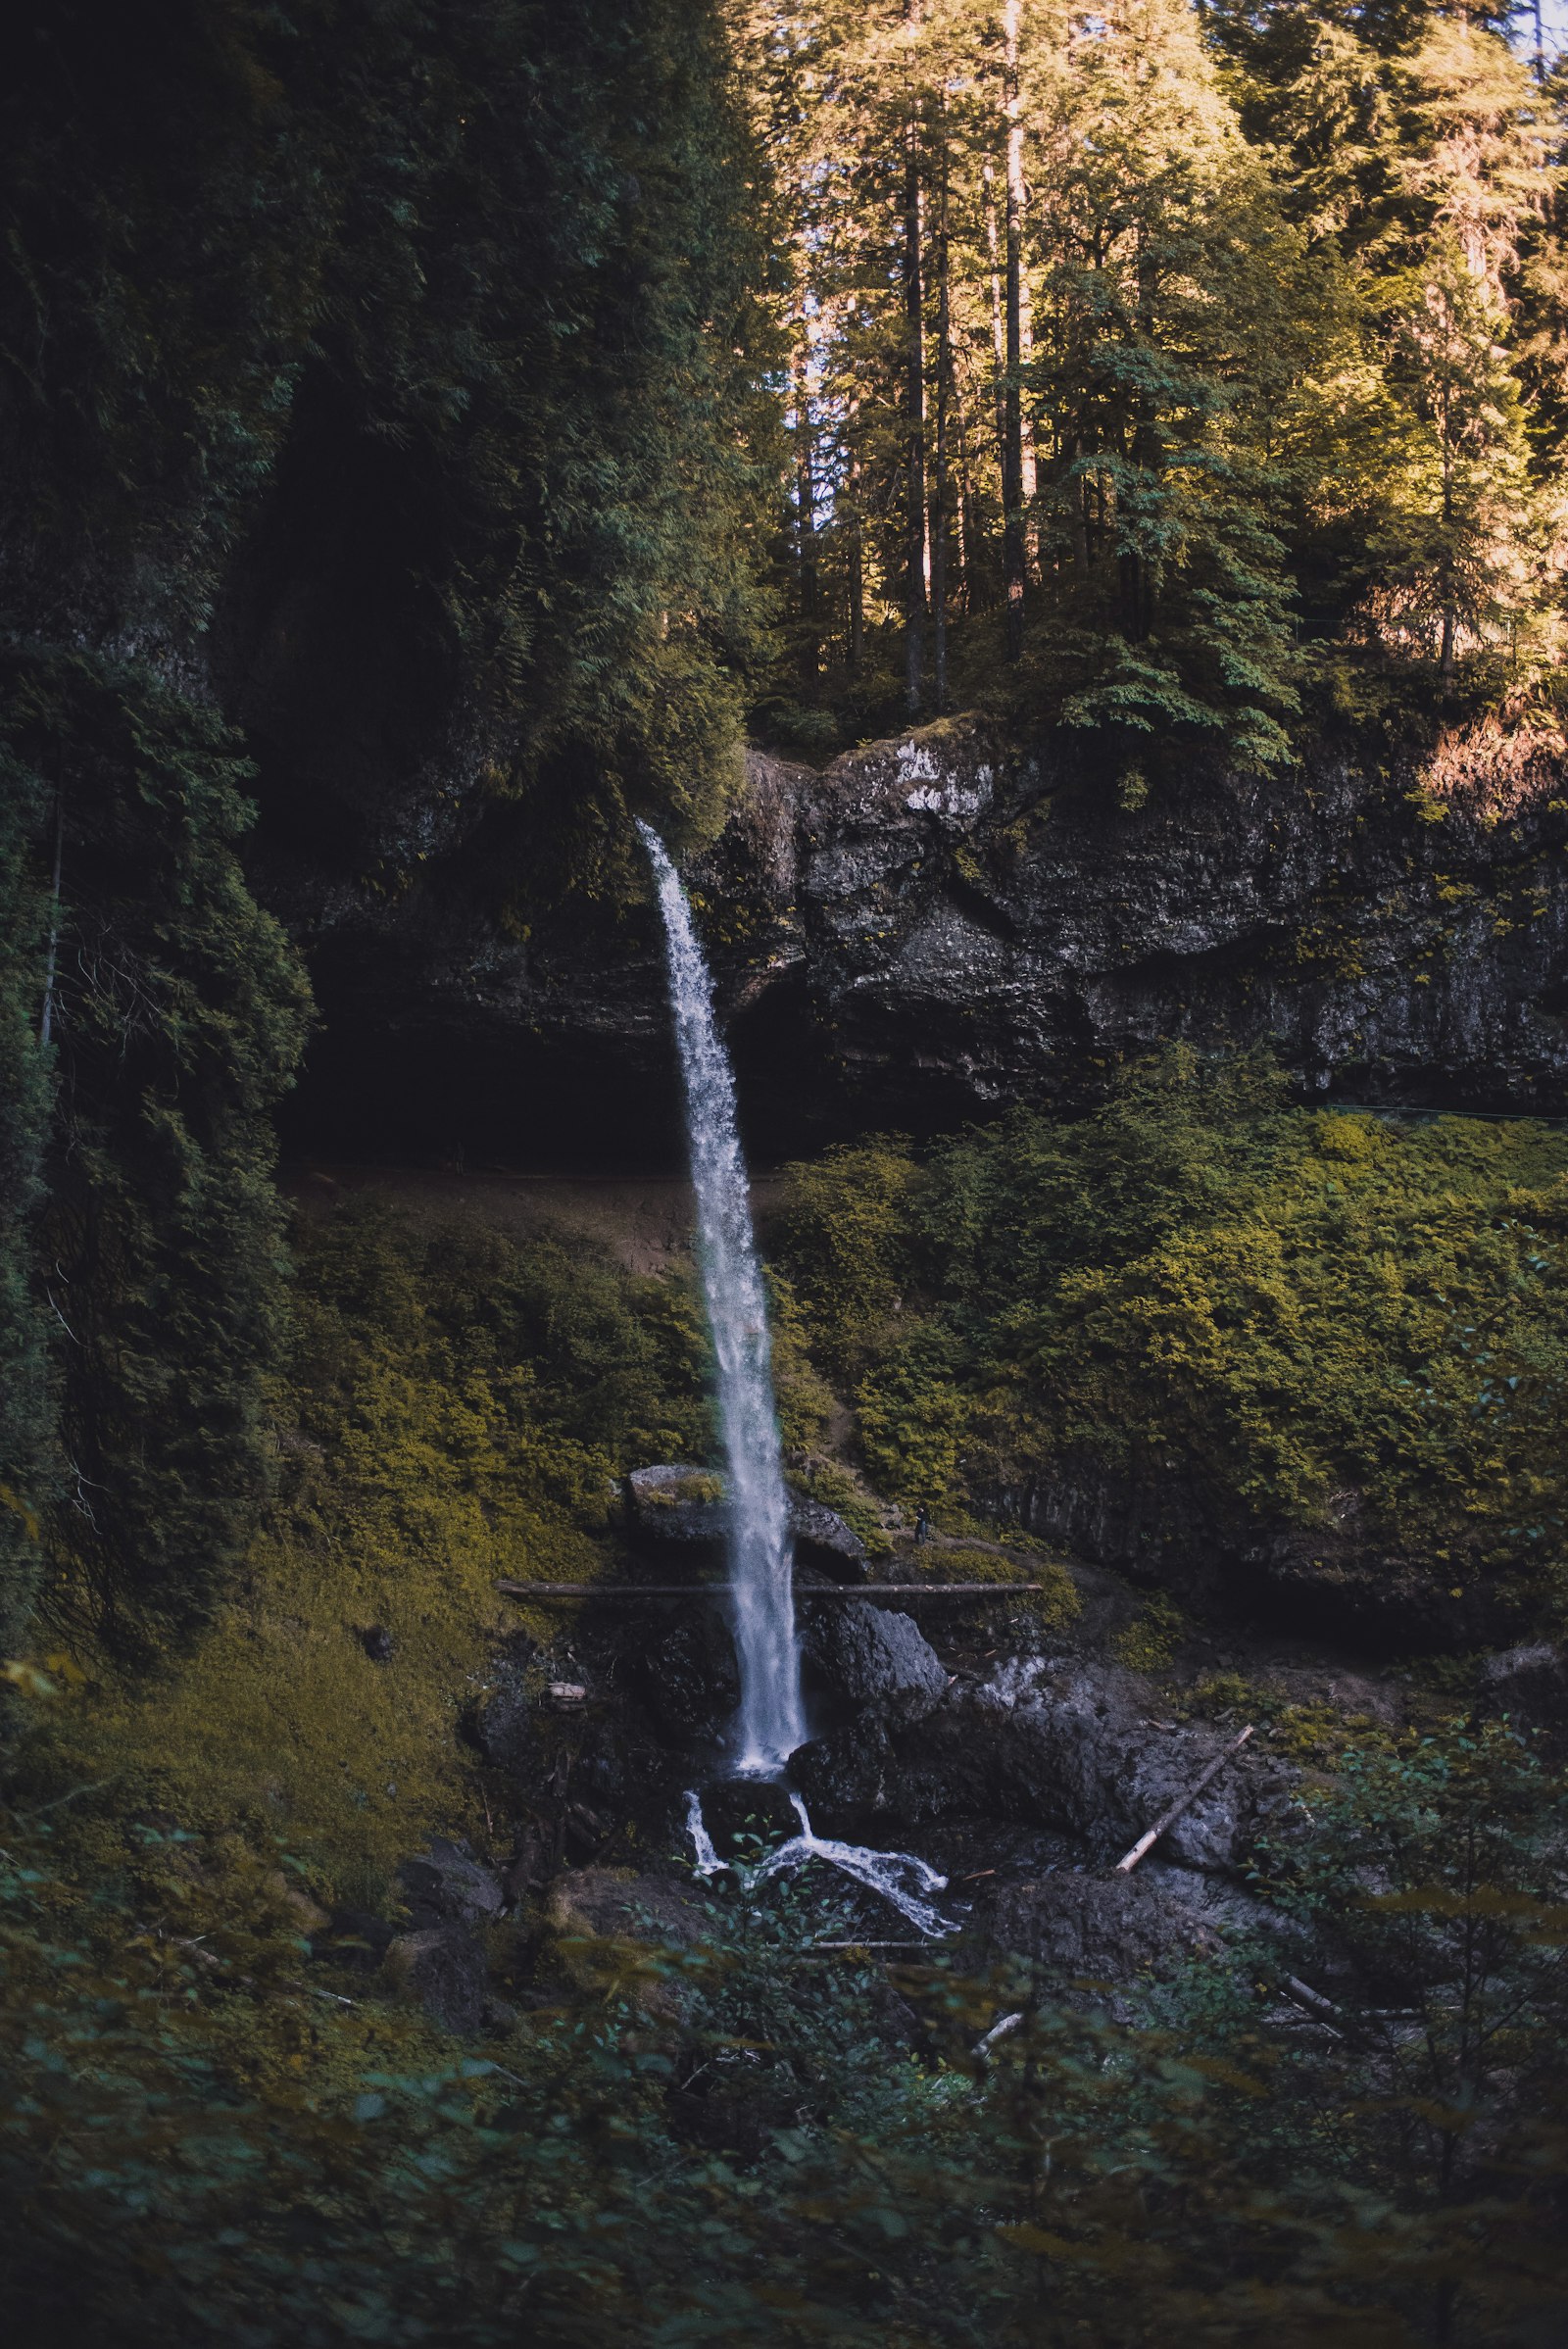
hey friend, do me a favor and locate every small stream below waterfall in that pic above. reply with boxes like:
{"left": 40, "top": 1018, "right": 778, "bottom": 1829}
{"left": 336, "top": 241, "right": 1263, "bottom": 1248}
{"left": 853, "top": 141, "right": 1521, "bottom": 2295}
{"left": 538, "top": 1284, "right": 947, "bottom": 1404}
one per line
{"left": 641, "top": 823, "right": 956, "bottom": 1938}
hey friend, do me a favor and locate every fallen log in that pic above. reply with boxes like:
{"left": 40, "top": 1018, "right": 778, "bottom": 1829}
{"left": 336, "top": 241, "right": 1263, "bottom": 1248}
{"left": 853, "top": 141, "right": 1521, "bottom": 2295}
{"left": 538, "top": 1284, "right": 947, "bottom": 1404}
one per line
{"left": 1111, "top": 1724, "right": 1255, "bottom": 1874}
{"left": 496, "top": 1579, "right": 1061, "bottom": 1600}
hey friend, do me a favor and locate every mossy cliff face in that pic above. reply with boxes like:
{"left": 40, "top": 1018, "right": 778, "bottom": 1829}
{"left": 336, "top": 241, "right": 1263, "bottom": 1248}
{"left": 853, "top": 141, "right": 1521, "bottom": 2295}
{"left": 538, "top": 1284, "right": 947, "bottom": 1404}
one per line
{"left": 769, "top": 1057, "right": 1568, "bottom": 1647}
{"left": 277, "top": 715, "right": 1568, "bottom": 1158}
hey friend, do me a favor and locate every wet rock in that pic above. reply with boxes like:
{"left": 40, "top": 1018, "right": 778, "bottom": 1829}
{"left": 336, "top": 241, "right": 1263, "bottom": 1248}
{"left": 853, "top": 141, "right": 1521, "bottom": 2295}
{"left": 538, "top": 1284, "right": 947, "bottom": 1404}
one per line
{"left": 697, "top": 1777, "right": 800, "bottom": 1854}
{"left": 638, "top": 1600, "right": 739, "bottom": 1741}
{"left": 398, "top": 1836, "right": 506, "bottom": 1929}
{"left": 981, "top": 1869, "right": 1239, "bottom": 1986}
{"left": 794, "top": 1657, "right": 1295, "bottom": 1870}
{"left": 801, "top": 1598, "right": 948, "bottom": 1725}
{"left": 790, "top": 1721, "right": 897, "bottom": 1837}
{"left": 384, "top": 1925, "right": 489, "bottom": 2035}
{"left": 462, "top": 1665, "right": 531, "bottom": 1773}
{"left": 625, "top": 1464, "right": 867, "bottom": 1581}
{"left": 1479, "top": 1641, "right": 1568, "bottom": 1738}
{"left": 950, "top": 1658, "right": 1295, "bottom": 1871}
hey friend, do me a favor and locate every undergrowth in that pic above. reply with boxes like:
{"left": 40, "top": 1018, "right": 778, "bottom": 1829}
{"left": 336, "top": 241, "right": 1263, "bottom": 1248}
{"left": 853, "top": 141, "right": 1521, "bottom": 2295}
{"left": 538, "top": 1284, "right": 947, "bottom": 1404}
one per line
{"left": 15, "top": 1195, "right": 713, "bottom": 1888}
{"left": 771, "top": 1049, "right": 1568, "bottom": 1629}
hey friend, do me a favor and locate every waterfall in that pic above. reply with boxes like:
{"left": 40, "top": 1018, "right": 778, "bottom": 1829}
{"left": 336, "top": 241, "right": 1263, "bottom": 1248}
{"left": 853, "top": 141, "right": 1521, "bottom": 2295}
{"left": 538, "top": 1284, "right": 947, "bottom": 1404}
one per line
{"left": 641, "top": 824, "right": 953, "bottom": 1936}
{"left": 638, "top": 823, "right": 806, "bottom": 1773}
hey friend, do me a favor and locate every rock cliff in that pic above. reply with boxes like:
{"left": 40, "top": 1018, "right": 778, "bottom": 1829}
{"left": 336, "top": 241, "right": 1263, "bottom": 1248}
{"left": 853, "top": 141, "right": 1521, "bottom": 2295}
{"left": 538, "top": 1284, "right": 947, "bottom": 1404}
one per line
{"left": 272, "top": 714, "right": 1568, "bottom": 1156}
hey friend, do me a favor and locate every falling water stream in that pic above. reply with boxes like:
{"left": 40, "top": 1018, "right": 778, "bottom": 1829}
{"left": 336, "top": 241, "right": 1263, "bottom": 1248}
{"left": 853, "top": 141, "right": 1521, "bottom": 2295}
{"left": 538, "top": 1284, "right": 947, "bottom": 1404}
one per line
{"left": 642, "top": 825, "right": 952, "bottom": 1937}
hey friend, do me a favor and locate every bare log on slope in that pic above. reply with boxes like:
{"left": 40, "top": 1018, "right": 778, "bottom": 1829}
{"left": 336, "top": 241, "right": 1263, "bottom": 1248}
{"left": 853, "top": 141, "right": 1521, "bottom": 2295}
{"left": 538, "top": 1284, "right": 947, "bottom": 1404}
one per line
{"left": 496, "top": 1580, "right": 1069, "bottom": 1601}
{"left": 1111, "top": 1725, "right": 1255, "bottom": 1875}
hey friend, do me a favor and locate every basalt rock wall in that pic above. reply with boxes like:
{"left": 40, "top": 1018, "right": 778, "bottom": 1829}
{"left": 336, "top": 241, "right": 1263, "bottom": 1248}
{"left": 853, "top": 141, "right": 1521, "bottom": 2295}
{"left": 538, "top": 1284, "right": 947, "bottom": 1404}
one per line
{"left": 273, "top": 714, "right": 1568, "bottom": 1158}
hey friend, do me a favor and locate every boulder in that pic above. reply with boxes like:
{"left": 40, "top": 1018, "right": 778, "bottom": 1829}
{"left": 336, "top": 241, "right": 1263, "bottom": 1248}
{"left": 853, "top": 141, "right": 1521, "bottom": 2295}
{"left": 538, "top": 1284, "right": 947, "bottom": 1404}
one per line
{"left": 957, "top": 1658, "right": 1293, "bottom": 1871}
{"left": 384, "top": 1924, "right": 489, "bottom": 2034}
{"left": 801, "top": 1597, "right": 948, "bottom": 1725}
{"left": 794, "top": 1656, "right": 1293, "bottom": 1871}
{"left": 625, "top": 1464, "right": 868, "bottom": 1581}
{"left": 980, "top": 1870, "right": 1235, "bottom": 1987}
{"left": 637, "top": 1599, "right": 740, "bottom": 1741}
{"left": 789, "top": 1497, "right": 869, "bottom": 1583}
{"left": 545, "top": 1868, "right": 712, "bottom": 2022}
{"left": 547, "top": 1867, "right": 711, "bottom": 1950}
{"left": 462, "top": 1664, "right": 532, "bottom": 1773}
{"left": 626, "top": 1464, "right": 730, "bottom": 1545}
{"left": 398, "top": 1836, "right": 506, "bottom": 1929}
{"left": 789, "top": 1721, "right": 897, "bottom": 1837}
{"left": 695, "top": 1776, "right": 801, "bottom": 1855}
{"left": 1479, "top": 1641, "right": 1568, "bottom": 1739}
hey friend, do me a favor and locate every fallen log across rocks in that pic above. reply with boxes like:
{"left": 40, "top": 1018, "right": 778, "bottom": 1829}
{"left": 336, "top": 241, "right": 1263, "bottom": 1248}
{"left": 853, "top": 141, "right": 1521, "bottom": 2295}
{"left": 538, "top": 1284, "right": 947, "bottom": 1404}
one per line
{"left": 1112, "top": 1725, "right": 1255, "bottom": 1874}
{"left": 496, "top": 1579, "right": 1066, "bottom": 1599}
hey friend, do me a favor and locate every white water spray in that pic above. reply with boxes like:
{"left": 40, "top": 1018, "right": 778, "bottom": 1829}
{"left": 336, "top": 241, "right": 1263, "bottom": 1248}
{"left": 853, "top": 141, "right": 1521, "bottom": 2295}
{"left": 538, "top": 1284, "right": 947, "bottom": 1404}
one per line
{"left": 683, "top": 1791, "right": 950, "bottom": 1937}
{"left": 639, "top": 822, "right": 805, "bottom": 1773}
{"left": 640, "top": 825, "right": 953, "bottom": 1938}
{"left": 754, "top": 1794, "right": 951, "bottom": 1938}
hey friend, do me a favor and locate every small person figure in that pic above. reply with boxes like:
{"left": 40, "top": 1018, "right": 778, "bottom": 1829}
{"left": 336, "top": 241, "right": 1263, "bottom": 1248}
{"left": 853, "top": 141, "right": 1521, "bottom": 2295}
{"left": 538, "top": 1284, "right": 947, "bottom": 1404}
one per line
{"left": 913, "top": 1503, "right": 931, "bottom": 1546}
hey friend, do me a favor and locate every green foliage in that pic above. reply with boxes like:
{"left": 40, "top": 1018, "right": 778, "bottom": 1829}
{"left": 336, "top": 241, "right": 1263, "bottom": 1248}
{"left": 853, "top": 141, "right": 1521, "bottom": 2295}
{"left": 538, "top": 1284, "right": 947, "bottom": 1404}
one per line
{"left": 3, "top": 1719, "right": 1563, "bottom": 2343}
{"left": 780, "top": 1051, "right": 1568, "bottom": 1619}
{"left": 856, "top": 1320, "right": 974, "bottom": 1507}
{"left": 1222, "top": 1721, "right": 1568, "bottom": 2231}
{"left": 0, "top": 650, "right": 310, "bottom": 1649}
{"left": 751, "top": 0, "right": 1564, "bottom": 745}
{"left": 1108, "top": 1590, "right": 1188, "bottom": 1672}
{"left": 0, "top": 0, "right": 772, "bottom": 874}
{"left": 772, "top": 1136, "right": 920, "bottom": 1378}
{"left": 0, "top": 0, "right": 774, "bottom": 1652}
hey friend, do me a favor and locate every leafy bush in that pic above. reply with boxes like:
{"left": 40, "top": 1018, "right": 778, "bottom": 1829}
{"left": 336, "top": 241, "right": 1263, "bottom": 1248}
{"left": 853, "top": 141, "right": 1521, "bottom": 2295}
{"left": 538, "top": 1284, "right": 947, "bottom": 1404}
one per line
{"left": 771, "top": 1137, "right": 919, "bottom": 1379}
{"left": 4, "top": 1719, "right": 1563, "bottom": 2344}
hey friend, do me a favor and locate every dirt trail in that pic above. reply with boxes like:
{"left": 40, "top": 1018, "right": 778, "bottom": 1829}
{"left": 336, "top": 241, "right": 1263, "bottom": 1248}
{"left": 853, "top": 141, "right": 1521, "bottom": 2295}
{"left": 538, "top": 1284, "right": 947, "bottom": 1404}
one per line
{"left": 283, "top": 1162, "right": 788, "bottom": 1276}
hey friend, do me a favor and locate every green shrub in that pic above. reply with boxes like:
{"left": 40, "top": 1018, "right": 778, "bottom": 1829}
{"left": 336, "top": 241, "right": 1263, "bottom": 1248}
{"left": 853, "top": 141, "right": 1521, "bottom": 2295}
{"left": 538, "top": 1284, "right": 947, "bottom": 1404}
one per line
{"left": 771, "top": 1137, "right": 920, "bottom": 1378}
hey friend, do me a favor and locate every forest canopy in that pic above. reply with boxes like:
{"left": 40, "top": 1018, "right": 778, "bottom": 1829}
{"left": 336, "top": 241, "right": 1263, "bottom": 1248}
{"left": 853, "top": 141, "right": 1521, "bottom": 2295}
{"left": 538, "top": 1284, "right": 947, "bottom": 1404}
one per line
{"left": 743, "top": 0, "right": 1568, "bottom": 759}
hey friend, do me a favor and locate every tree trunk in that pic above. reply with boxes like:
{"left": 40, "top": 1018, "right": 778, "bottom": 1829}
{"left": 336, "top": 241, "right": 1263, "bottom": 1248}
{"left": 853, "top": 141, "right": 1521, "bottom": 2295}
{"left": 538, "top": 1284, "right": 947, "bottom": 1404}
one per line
{"left": 984, "top": 155, "right": 1008, "bottom": 511}
{"left": 1018, "top": 188, "right": 1039, "bottom": 578}
{"left": 954, "top": 355, "right": 977, "bottom": 613}
{"left": 1002, "top": 0, "right": 1025, "bottom": 663}
{"left": 794, "top": 330, "right": 819, "bottom": 683}
{"left": 904, "top": 101, "right": 927, "bottom": 718}
{"left": 847, "top": 396, "right": 864, "bottom": 677}
{"left": 933, "top": 110, "right": 952, "bottom": 713}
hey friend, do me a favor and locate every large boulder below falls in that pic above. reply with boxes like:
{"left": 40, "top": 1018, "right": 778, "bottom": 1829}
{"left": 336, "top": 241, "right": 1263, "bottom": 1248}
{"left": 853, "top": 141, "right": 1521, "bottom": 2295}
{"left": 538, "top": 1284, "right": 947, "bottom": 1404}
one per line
{"left": 978, "top": 1865, "right": 1285, "bottom": 1993}
{"left": 800, "top": 1597, "right": 948, "bottom": 1724}
{"left": 626, "top": 1466, "right": 868, "bottom": 1581}
{"left": 790, "top": 1658, "right": 1294, "bottom": 1873}
{"left": 935, "top": 1659, "right": 1295, "bottom": 1871}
